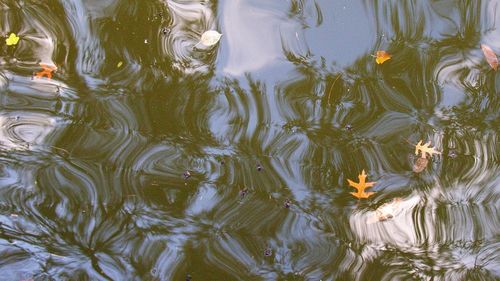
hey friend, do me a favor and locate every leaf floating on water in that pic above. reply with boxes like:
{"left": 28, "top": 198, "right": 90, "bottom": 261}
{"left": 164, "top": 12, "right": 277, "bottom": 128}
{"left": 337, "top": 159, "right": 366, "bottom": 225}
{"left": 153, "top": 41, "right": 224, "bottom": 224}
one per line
{"left": 6, "top": 33, "right": 20, "bottom": 46}
{"left": 412, "top": 157, "right": 429, "bottom": 173}
{"left": 35, "top": 64, "right": 56, "bottom": 79}
{"left": 480, "top": 44, "right": 498, "bottom": 71}
{"left": 415, "top": 140, "right": 440, "bottom": 159}
{"left": 375, "top": 50, "right": 391, "bottom": 64}
{"left": 117, "top": 61, "right": 123, "bottom": 68}
{"left": 347, "top": 170, "right": 376, "bottom": 199}
{"left": 199, "top": 30, "right": 222, "bottom": 47}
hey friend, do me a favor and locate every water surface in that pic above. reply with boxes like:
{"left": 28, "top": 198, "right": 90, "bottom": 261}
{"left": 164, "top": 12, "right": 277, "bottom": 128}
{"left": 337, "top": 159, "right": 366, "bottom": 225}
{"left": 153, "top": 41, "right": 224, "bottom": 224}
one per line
{"left": 0, "top": 0, "right": 499, "bottom": 280}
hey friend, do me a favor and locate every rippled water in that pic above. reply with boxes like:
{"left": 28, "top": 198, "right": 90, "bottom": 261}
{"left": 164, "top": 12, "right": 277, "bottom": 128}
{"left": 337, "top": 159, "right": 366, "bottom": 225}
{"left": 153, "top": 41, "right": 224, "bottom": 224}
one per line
{"left": 0, "top": 0, "right": 499, "bottom": 280}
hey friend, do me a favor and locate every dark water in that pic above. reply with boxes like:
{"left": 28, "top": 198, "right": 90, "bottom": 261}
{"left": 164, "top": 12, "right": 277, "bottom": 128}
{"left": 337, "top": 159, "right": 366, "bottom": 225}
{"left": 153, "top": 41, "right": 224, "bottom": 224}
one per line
{"left": 0, "top": 0, "right": 499, "bottom": 280}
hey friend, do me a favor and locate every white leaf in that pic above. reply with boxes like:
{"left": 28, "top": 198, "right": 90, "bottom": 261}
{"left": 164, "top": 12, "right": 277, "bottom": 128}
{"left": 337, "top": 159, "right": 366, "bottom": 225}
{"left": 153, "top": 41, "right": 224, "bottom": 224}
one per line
{"left": 199, "top": 30, "right": 222, "bottom": 47}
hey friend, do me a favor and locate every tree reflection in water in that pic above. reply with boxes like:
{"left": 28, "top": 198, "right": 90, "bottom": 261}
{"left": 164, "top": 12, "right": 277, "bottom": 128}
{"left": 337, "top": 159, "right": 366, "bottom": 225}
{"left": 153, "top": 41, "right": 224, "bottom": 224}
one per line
{"left": 0, "top": 0, "right": 498, "bottom": 280}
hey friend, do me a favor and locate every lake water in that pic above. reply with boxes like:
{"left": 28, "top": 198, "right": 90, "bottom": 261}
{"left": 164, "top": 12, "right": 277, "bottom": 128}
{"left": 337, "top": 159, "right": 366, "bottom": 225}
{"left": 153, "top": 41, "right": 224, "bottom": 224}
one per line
{"left": 0, "top": 0, "right": 499, "bottom": 280}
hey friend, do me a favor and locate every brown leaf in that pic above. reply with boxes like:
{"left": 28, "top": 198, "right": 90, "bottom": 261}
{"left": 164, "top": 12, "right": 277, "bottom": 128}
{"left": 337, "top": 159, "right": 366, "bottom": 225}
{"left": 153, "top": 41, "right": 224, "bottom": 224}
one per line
{"left": 481, "top": 44, "right": 498, "bottom": 71}
{"left": 347, "top": 170, "right": 376, "bottom": 199}
{"left": 412, "top": 157, "right": 429, "bottom": 173}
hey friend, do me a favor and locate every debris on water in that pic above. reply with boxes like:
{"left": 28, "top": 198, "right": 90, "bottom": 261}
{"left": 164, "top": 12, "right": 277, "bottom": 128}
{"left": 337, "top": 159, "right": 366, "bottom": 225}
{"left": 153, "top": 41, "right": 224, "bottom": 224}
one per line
{"left": 239, "top": 188, "right": 248, "bottom": 197}
{"left": 257, "top": 164, "right": 262, "bottom": 171}
{"left": 185, "top": 274, "right": 192, "bottom": 281}
{"left": 35, "top": 63, "right": 56, "bottom": 79}
{"left": 183, "top": 170, "right": 191, "bottom": 179}
{"left": 345, "top": 124, "right": 353, "bottom": 130}
{"left": 5, "top": 33, "right": 20, "bottom": 46}
{"left": 284, "top": 199, "right": 291, "bottom": 208}
{"left": 412, "top": 157, "right": 429, "bottom": 173}
{"left": 264, "top": 247, "right": 272, "bottom": 257}
{"left": 448, "top": 150, "right": 458, "bottom": 158}
{"left": 197, "top": 30, "right": 222, "bottom": 47}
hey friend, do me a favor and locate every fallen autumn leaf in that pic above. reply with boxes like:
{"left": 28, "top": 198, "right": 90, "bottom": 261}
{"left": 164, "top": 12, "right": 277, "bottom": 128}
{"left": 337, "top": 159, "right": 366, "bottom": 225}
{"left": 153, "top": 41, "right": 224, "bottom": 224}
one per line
{"left": 347, "top": 170, "right": 376, "bottom": 199}
{"left": 415, "top": 140, "right": 440, "bottom": 159}
{"left": 481, "top": 44, "right": 498, "bottom": 71}
{"left": 5, "top": 33, "right": 20, "bottom": 46}
{"left": 35, "top": 64, "right": 56, "bottom": 79}
{"left": 375, "top": 50, "right": 391, "bottom": 64}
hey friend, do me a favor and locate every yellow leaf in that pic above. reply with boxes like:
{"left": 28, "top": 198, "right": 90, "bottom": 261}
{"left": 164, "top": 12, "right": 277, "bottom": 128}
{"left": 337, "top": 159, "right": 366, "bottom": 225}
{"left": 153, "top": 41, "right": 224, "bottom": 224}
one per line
{"left": 6, "top": 33, "right": 20, "bottom": 46}
{"left": 375, "top": 50, "right": 391, "bottom": 64}
{"left": 415, "top": 140, "right": 440, "bottom": 159}
{"left": 347, "top": 170, "right": 376, "bottom": 199}
{"left": 117, "top": 61, "right": 123, "bottom": 68}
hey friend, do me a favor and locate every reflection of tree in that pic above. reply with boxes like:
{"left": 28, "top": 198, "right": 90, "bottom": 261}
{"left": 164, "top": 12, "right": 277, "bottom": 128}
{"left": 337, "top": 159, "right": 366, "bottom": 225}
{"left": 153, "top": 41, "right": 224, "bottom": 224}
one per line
{"left": 0, "top": 0, "right": 498, "bottom": 280}
{"left": 274, "top": 1, "right": 499, "bottom": 280}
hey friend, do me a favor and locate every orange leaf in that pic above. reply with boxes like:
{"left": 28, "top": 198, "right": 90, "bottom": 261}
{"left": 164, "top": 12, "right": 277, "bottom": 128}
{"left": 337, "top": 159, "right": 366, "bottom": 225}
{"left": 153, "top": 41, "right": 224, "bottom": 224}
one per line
{"left": 375, "top": 50, "right": 391, "bottom": 64}
{"left": 481, "top": 44, "right": 498, "bottom": 70}
{"left": 35, "top": 63, "right": 56, "bottom": 79}
{"left": 347, "top": 170, "right": 376, "bottom": 199}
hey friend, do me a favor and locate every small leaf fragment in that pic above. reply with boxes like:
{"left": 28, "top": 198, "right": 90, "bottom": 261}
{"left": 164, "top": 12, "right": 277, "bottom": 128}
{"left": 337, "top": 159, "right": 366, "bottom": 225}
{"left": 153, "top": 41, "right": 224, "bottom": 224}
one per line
{"left": 199, "top": 30, "right": 222, "bottom": 47}
{"left": 117, "top": 61, "right": 123, "bottom": 68}
{"left": 412, "top": 157, "right": 429, "bottom": 173}
{"left": 6, "top": 33, "right": 20, "bottom": 46}
{"left": 375, "top": 50, "right": 391, "bottom": 64}
{"left": 347, "top": 170, "right": 376, "bottom": 199}
{"left": 481, "top": 44, "right": 498, "bottom": 70}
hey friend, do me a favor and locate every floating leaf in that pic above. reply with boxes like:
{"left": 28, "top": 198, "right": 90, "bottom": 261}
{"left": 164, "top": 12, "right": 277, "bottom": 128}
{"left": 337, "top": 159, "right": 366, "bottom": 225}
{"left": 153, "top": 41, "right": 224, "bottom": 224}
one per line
{"left": 347, "top": 170, "right": 376, "bottom": 199}
{"left": 117, "top": 61, "right": 123, "bottom": 68}
{"left": 375, "top": 50, "right": 391, "bottom": 64}
{"left": 35, "top": 64, "right": 56, "bottom": 79}
{"left": 5, "top": 33, "right": 20, "bottom": 46}
{"left": 415, "top": 140, "right": 440, "bottom": 159}
{"left": 481, "top": 44, "right": 498, "bottom": 71}
{"left": 199, "top": 30, "right": 222, "bottom": 47}
{"left": 412, "top": 157, "right": 429, "bottom": 173}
